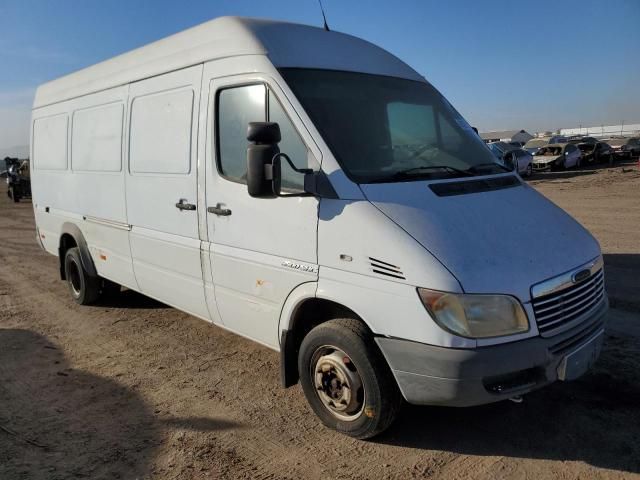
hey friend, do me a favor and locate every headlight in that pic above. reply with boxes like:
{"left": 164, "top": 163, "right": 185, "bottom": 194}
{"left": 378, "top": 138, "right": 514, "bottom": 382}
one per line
{"left": 417, "top": 288, "right": 529, "bottom": 338}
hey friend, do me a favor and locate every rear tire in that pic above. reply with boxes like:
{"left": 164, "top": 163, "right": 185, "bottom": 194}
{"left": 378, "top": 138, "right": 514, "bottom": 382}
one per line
{"left": 298, "top": 318, "right": 401, "bottom": 439}
{"left": 64, "top": 247, "right": 100, "bottom": 305}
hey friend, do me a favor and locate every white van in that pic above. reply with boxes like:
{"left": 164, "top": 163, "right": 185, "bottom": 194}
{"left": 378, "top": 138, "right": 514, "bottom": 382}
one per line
{"left": 31, "top": 17, "right": 607, "bottom": 439}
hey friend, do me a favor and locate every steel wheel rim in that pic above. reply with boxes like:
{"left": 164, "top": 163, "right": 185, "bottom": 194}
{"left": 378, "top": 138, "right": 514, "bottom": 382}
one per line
{"left": 68, "top": 259, "right": 82, "bottom": 297}
{"left": 311, "top": 345, "right": 365, "bottom": 422}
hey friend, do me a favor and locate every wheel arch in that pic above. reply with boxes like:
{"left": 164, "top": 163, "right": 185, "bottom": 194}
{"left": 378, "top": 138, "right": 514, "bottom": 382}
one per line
{"left": 278, "top": 284, "right": 373, "bottom": 388}
{"left": 58, "top": 223, "right": 97, "bottom": 280}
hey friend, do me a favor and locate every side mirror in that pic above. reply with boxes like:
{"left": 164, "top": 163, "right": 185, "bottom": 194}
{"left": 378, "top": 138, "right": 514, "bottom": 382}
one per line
{"left": 246, "top": 122, "right": 338, "bottom": 199}
{"left": 246, "top": 122, "right": 281, "bottom": 198}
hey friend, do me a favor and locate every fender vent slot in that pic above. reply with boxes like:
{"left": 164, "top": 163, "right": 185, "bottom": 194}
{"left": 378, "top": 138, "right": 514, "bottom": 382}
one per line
{"left": 369, "top": 257, "right": 405, "bottom": 280}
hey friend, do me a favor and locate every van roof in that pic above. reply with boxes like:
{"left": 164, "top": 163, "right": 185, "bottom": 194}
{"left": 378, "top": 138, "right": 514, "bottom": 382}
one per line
{"left": 33, "top": 16, "right": 422, "bottom": 109}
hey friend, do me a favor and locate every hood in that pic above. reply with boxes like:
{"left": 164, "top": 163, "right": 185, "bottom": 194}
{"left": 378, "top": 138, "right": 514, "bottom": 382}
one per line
{"left": 361, "top": 176, "right": 601, "bottom": 303}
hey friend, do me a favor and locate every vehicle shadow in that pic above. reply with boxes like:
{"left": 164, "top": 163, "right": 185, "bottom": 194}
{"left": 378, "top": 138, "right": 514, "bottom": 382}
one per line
{"left": 603, "top": 253, "right": 640, "bottom": 312}
{"left": 96, "top": 288, "right": 170, "bottom": 309}
{"left": 0, "top": 329, "right": 241, "bottom": 479}
{"left": 377, "top": 320, "right": 640, "bottom": 475}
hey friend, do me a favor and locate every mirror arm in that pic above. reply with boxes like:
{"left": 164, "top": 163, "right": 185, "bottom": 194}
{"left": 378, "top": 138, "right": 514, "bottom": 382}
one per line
{"left": 271, "top": 153, "right": 338, "bottom": 199}
{"left": 273, "top": 153, "right": 313, "bottom": 175}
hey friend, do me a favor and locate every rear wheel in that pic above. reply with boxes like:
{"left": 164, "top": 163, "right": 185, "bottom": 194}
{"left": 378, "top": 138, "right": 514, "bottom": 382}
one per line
{"left": 298, "top": 318, "right": 401, "bottom": 439}
{"left": 64, "top": 247, "right": 100, "bottom": 305}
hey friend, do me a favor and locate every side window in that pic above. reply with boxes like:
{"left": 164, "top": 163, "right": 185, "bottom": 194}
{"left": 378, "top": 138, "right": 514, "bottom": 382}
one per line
{"left": 268, "top": 92, "right": 309, "bottom": 189}
{"left": 218, "top": 85, "right": 266, "bottom": 183}
{"left": 33, "top": 114, "right": 68, "bottom": 170}
{"left": 130, "top": 88, "right": 194, "bottom": 175}
{"left": 217, "top": 84, "right": 310, "bottom": 188}
{"left": 72, "top": 103, "right": 123, "bottom": 172}
{"left": 438, "top": 112, "right": 463, "bottom": 151}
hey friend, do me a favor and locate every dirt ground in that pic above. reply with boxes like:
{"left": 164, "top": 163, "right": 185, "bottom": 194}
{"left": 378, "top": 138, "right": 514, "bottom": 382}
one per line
{"left": 1, "top": 161, "right": 639, "bottom": 480}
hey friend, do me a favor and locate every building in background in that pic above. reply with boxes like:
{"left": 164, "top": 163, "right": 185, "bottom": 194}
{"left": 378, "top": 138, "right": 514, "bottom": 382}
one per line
{"left": 560, "top": 123, "right": 640, "bottom": 138}
{"left": 479, "top": 129, "right": 534, "bottom": 144}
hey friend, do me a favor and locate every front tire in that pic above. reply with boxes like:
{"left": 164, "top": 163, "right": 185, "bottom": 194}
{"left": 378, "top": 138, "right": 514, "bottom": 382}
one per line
{"left": 64, "top": 247, "right": 101, "bottom": 305}
{"left": 298, "top": 318, "right": 401, "bottom": 439}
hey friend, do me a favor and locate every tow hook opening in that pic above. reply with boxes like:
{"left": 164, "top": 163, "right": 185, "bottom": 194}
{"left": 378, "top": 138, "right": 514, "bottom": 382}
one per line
{"left": 509, "top": 395, "right": 524, "bottom": 404}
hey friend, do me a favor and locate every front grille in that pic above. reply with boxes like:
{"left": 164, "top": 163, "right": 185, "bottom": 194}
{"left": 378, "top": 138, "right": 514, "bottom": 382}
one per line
{"left": 549, "top": 315, "right": 605, "bottom": 356}
{"left": 532, "top": 268, "right": 605, "bottom": 335}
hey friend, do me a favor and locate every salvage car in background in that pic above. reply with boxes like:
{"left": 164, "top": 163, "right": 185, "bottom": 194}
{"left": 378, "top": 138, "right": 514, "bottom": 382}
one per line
{"left": 523, "top": 136, "right": 567, "bottom": 155}
{"left": 568, "top": 136, "right": 598, "bottom": 145}
{"left": 577, "top": 141, "right": 613, "bottom": 164}
{"left": 532, "top": 143, "right": 582, "bottom": 171}
{"left": 488, "top": 141, "right": 533, "bottom": 177}
{"left": 607, "top": 137, "right": 640, "bottom": 159}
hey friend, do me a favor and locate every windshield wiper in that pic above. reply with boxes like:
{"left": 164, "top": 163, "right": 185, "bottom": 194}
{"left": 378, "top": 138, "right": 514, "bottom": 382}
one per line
{"left": 466, "top": 162, "right": 511, "bottom": 174}
{"left": 367, "top": 165, "right": 475, "bottom": 183}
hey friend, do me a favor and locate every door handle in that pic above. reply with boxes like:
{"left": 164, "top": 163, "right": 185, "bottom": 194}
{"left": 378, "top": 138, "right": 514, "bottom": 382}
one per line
{"left": 175, "top": 199, "right": 196, "bottom": 211}
{"left": 207, "top": 203, "right": 232, "bottom": 216}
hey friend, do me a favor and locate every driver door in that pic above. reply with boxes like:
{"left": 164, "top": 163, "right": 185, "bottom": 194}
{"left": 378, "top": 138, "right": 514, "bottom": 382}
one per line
{"left": 202, "top": 69, "right": 321, "bottom": 348}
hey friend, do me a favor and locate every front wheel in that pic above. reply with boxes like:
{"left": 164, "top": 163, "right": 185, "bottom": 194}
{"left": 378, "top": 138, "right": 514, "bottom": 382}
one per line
{"left": 298, "top": 318, "right": 401, "bottom": 439}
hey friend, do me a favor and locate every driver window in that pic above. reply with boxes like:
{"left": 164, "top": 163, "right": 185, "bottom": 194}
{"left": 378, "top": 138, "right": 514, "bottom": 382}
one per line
{"left": 267, "top": 93, "right": 310, "bottom": 190}
{"left": 217, "top": 83, "right": 310, "bottom": 190}
{"left": 218, "top": 84, "right": 266, "bottom": 183}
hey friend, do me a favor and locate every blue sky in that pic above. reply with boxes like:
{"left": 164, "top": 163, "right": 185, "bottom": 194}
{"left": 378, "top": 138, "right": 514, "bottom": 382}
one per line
{"left": 1, "top": 0, "right": 639, "bottom": 152}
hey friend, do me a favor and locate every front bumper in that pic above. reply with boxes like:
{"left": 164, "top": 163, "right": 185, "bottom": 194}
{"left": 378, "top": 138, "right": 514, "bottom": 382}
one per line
{"left": 376, "top": 298, "right": 608, "bottom": 407}
{"left": 613, "top": 150, "right": 630, "bottom": 157}
{"left": 532, "top": 161, "right": 554, "bottom": 171}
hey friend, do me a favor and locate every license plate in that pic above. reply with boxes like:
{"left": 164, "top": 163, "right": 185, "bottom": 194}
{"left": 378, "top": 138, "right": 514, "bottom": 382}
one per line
{"left": 557, "top": 331, "right": 604, "bottom": 381}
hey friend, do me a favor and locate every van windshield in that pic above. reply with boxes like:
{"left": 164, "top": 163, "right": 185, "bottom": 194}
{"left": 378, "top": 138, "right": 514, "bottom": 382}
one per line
{"left": 279, "top": 68, "right": 505, "bottom": 183}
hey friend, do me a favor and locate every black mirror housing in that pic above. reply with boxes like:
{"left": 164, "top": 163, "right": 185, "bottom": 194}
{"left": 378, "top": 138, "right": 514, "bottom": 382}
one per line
{"left": 245, "top": 121, "right": 338, "bottom": 199}
{"left": 246, "top": 122, "right": 280, "bottom": 198}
